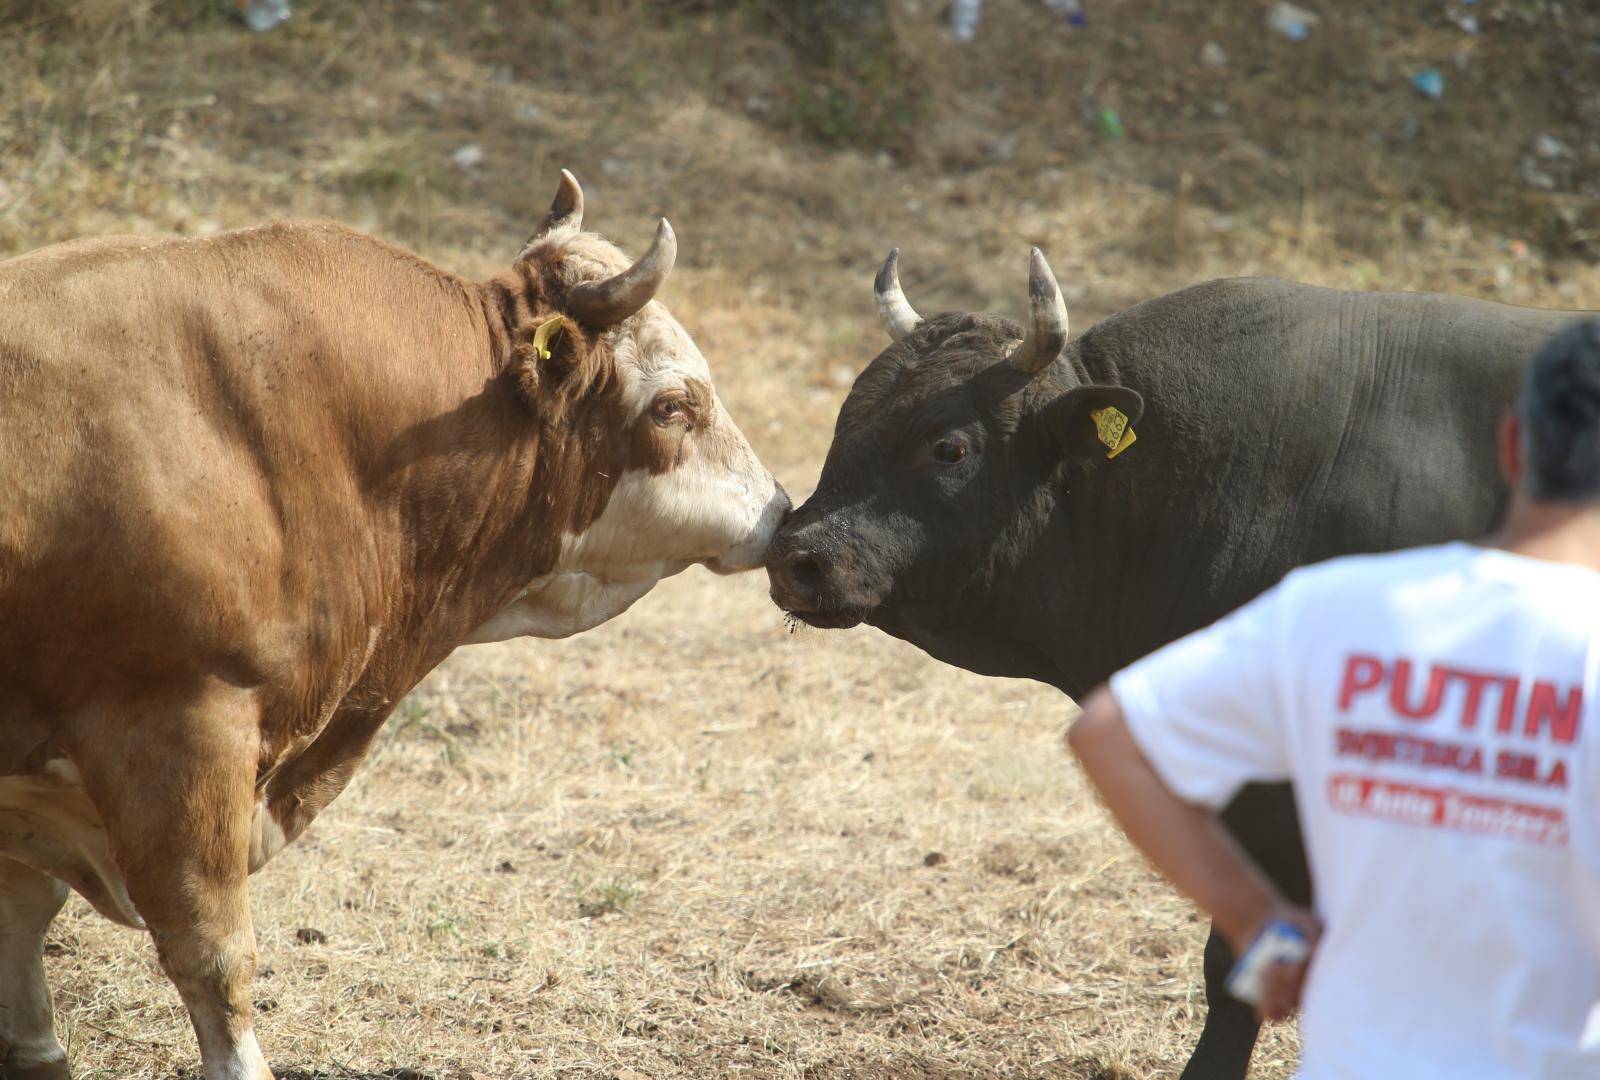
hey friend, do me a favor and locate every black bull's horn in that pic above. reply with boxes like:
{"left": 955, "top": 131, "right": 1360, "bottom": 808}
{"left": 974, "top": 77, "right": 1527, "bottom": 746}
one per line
{"left": 874, "top": 247, "right": 924, "bottom": 341}
{"left": 872, "top": 246, "right": 1071, "bottom": 374}
{"left": 1008, "top": 247, "right": 1070, "bottom": 374}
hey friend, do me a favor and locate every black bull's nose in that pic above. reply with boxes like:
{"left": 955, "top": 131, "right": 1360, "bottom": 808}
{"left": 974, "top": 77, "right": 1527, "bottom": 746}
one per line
{"left": 764, "top": 504, "right": 875, "bottom": 630}
{"left": 770, "top": 549, "right": 824, "bottom": 610}
{"left": 765, "top": 509, "right": 873, "bottom": 630}
{"left": 764, "top": 517, "right": 824, "bottom": 612}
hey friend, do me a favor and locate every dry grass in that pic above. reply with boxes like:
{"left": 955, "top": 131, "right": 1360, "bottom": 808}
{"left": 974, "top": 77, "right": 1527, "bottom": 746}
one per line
{"left": 4, "top": 1, "right": 1600, "bottom": 1077}
{"left": 55, "top": 578, "right": 1276, "bottom": 1079}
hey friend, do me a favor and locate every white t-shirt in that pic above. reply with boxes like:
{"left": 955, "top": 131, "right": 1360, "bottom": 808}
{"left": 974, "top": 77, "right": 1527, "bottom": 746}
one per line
{"left": 1110, "top": 542, "right": 1600, "bottom": 1080}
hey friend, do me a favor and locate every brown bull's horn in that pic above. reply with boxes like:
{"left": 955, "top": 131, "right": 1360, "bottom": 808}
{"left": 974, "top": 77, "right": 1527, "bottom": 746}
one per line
{"left": 874, "top": 247, "right": 923, "bottom": 341}
{"left": 566, "top": 218, "right": 678, "bottom": 328}
{"left": 524, "top": 169, "right": 585, "bottom": 250}
{"left": 1008, "top": 247, "right": 1070, "bottom": 375}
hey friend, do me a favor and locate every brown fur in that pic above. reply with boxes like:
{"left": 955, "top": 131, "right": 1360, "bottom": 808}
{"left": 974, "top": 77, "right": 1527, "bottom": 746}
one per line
{"left": 0, "top": 219, "right": 696, "bottom": 1077}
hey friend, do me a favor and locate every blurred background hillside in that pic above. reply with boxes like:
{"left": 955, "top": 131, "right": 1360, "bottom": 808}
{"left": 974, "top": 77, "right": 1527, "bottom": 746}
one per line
{"left": 5, "top": 3, "right": 1598, "bottom": 485}
{"left": 3, "top": 2, "right": 1598, "bottom": 1077}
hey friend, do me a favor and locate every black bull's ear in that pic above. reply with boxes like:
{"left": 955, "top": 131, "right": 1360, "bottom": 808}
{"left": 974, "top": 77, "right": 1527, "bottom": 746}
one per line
{"left": 1047, "top": 384, "right": 1146, "bottom": 459}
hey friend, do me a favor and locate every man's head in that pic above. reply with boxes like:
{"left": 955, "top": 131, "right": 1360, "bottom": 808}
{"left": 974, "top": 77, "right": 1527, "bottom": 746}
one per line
{"left": 1504, "top": 317, "right": 1600, "bottom": 503}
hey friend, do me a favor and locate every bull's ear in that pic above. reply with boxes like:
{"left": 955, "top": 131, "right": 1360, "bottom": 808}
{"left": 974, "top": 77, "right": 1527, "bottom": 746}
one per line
{"left": 1053, "top": 384, "right": 1146, "bottom": 459}
{"left": 511, "top": 315, "right": 579, "bottom": 408}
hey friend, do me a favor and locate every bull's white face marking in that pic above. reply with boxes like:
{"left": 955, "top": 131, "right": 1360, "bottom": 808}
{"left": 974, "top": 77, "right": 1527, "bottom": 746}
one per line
{"left": 583, "top": 308, "right": 785, "bottom": 571}
{"left": 468, "top": 233, "right": 787, "bottom": 644}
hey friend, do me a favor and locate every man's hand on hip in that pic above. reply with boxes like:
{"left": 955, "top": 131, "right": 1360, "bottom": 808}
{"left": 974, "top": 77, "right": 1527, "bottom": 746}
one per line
{"left": 1067, "top": 685, "right": 1316, "bottom": 1022}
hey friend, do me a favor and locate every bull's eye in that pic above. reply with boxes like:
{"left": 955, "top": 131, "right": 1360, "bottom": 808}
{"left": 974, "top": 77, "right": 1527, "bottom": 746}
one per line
{"left": 931, "top": 436, "right": 969, "bottom": 465}
{"left": 652, "top": 397, "right": 692, "bottom": 425}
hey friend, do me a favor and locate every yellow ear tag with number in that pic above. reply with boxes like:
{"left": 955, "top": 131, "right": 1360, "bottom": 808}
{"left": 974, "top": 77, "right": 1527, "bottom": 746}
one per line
{"left": 530, "top": 314, "right": 567, "bottom": 361}
{"left": 1089, "top": 405, "right": 1137, "bottom": 459}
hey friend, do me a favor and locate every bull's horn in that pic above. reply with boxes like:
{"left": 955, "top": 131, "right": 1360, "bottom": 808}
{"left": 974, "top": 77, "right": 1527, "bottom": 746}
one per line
{"left": 566, "top": 218, "right": 677, "bottom": 328}
{"left": 524, "top": 168, "right": 585, "bottom": 249}
{"left": 874, "top": 247, "right": 923, "bottom": 341}
{"left": 1008, "top": 247, "right": 1070, "bottom": 375}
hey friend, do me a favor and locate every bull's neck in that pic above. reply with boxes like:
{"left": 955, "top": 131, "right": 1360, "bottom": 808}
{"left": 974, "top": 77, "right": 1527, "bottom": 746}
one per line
{"left": 358, "top": 284, "right": 552, "bottom": 682}
{"left": 1036, "top": 376, "right": 1266, "bottom": 696}
{"left": 1008, "top": 368, "right": 1148, "bottom": 695}
{"left": 1045, "top": 479, "right": 1143, "bottom": 696}
{"left": 985, "top": 359, "right": 1191, "bottom": 696}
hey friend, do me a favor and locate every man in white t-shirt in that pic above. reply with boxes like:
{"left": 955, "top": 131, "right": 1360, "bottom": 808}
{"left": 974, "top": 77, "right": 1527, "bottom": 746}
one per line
{"left": 1068, "top": 318, "right": 1600, "bottom": 1079}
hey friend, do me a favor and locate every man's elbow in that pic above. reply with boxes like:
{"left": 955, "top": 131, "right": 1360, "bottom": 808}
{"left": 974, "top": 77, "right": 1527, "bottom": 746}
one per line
{"left": 1066, "top": 684, "right": 1124, "bottom": 760}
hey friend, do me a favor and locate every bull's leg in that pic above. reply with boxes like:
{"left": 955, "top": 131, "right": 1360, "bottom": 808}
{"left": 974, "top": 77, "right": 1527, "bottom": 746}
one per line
{"left": 1180, "top": 783, "right": 1311, "bottom": 1080}
{"left": 0, "top": 858, "right": 70, "bottom": 1080}
{"left": 86, "top": 688, "right": 274, "bottom": 1080}
{"left": 1180, "top": 929, "right": 1264, "bottom": 1080}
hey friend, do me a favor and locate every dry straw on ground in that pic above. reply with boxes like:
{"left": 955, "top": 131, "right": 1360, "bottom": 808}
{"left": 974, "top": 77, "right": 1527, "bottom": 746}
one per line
{"left": 4, "top": 1, "right": 1598, "bottom": 1076}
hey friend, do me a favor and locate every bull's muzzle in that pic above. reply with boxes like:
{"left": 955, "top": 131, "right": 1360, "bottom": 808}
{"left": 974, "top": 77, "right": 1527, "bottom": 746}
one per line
{"left": 764, "top": 514, "right": 867, "bottom": 629}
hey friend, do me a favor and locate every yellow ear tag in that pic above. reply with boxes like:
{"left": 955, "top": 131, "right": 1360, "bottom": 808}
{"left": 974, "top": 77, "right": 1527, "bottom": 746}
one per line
{"left": 1089, "top": 405, "right": 1137, "bottom": 459}
{"left": 530, "top": 314, "right": 567, "bottom": 361}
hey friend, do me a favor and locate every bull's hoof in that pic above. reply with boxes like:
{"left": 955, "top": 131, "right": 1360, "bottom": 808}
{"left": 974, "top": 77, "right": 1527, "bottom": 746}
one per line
{"left": 1, "top": 1054, "right": 71, "bottom": 1080}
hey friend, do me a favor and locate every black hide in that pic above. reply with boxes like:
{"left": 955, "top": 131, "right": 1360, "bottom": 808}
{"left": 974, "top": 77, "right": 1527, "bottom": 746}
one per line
{"left": 768, "top": 276, "right": 1591, "bottom": 1080}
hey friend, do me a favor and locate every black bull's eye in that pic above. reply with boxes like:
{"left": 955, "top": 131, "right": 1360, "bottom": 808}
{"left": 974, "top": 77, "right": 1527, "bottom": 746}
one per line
{"left": 932, "top": 437, "right": 968, "bottom": 464}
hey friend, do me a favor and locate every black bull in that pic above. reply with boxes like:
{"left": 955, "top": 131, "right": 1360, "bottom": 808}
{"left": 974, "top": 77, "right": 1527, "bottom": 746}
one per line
{"left": 767, "top": 273, "right": 1589, "bottom": 1078}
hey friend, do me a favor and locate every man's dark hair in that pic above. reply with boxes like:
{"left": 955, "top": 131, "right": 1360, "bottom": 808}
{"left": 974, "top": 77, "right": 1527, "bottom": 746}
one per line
{"left": 1520, "top": 317, "right": 1600, "bottom": 502}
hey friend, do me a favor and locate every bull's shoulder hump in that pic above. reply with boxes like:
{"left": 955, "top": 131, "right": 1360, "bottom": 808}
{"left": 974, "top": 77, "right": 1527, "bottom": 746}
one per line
{"left": 1083, "top": 276, "right": 1588, "bottom": 345}
{"left": 1074, "top": 276, "right": 1322, "bottom": 354}
{"left": 1181, "top": 276, "right": 1591, "bottom": 325}
{"left": 1082, "top": 276, "right": 1322, "bottom": 330}
{"left": 241, "top": 221, "right": 482, "bottom": 303}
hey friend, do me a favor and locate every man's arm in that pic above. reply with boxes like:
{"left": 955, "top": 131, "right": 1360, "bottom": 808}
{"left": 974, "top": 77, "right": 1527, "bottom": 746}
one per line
{"left": 1067, "top": 684, "right": 1318, "bottom": 1021}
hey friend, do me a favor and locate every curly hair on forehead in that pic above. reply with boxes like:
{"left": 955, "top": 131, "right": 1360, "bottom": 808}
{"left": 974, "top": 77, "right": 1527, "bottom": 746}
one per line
{"left": 533, "top": 229, "right": 639, "bottom": 284}
{"left": 836, "top": 313, "right": 1036, "bottom": 432}
{"left": 903, "top": 312, "right": 1024, "bottom": 353}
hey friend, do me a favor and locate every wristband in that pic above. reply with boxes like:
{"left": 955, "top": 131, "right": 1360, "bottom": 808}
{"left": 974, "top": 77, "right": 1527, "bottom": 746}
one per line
{"left": 1226, "top": 918, "right": 1310, "bottom": 1006}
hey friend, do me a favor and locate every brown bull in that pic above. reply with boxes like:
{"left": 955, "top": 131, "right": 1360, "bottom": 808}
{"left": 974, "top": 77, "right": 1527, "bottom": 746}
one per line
{"left": 0, "top": 172, "right": 788, "bottom": 1080}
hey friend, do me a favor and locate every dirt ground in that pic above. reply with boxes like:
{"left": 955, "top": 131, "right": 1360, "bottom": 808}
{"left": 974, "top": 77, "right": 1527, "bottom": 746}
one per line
{"left": 3, "top": 1, "right": 1599, "bottom": 1077}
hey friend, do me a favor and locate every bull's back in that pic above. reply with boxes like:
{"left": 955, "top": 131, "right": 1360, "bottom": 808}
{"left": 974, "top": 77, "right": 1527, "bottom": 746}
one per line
{"left": 1087, "top": 278, "right": 1590, "bottom": 660}
{"left": 1122, "top": 279, "right": 1583, "bottom": 548}
{"left": 1314, "top": 285, "right": 1576, "bottom": 550}
{"left": 0, "top": 232, "right": 250, "bottom": 509}
{"left": 0, "top": 234, "right": 289, "bottom": 710}
{"left": 1284, "top": 284, "right": 1579, "bottom": 553}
